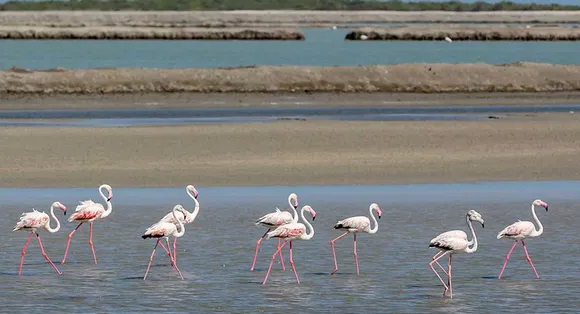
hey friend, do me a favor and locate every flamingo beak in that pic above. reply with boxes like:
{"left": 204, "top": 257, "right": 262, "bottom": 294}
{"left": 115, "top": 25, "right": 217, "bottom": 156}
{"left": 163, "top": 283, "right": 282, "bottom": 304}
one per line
{"left": 545, "top": 205, "right": 549, "bottom": 212}
{"left": 61, "top": 205, "right": 67, "bottom": 215}
{"left": 482, "top": 222, "right": 485, "bottom": 228}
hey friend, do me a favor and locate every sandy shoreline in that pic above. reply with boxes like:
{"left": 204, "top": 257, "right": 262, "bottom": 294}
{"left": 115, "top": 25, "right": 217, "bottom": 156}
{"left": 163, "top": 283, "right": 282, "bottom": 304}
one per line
{"left": 2, "top": 63, "right": 580, "bottom": 94}
{"left": 1, "top": 11, "right": 580, "bottom": 27}
{"left": 0, "top": 113, "right": 579, "bottom": 188}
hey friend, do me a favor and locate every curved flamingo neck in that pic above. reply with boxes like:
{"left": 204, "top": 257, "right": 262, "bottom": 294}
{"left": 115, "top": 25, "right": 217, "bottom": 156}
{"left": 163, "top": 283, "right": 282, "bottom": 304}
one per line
{"left": 99, "top": 185, "right": 113, "bottom": 218}
{"left": 172, "top": 209, "right": 186, "bottom": 237}
{"left": 531, "top": 203, "right": 544, "bottom": 237}
{"left": 465, "top": 215, "right": 478, "bottom": 253}
{"left": 368, "top": 206, "right": 379, "bottom": 234}
{"left": 44, "top": 203, "right": 60, "bottom": 233}
{"left": 290, "top": 198, "right": 299, "bottom": 223}
{"left": 186, "top": 188, "right": 200, "bottom": 222}
{"left": 300, "top": 207, "right": 315, "bottom": 240}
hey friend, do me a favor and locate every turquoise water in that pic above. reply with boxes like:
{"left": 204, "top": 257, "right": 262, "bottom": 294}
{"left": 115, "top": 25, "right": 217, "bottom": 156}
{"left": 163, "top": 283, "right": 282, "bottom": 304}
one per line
{"left": 1, "top": 29, "right": 580, "bottom": 69}
{"left": 1, "top": 181, "right": 579, "bottom": 313}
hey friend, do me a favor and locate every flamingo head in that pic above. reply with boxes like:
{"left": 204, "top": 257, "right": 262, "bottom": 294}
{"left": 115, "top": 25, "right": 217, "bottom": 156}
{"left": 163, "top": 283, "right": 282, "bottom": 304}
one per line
{"left": 302, "top": 205, "right": 316, "bottom": 221}
{"left": 100, "top": 184, "right": 113, "bottom": 202}
{"left": 53, "top": 201, "right": 67, "bottom": 215}
{"left": 370, "top": 203, "right": 382, "bottom": 219}
{"left": 289, "top": 193, "right": 299, "bottom": 209}
{"left": 467, "top": 210, "right": 485, "bottom": 228}
{"left": 187, "top": 185, "right": 199, "bottom": 199}
{"left": 533, "top": 199, "right": 548, "bottom": 211}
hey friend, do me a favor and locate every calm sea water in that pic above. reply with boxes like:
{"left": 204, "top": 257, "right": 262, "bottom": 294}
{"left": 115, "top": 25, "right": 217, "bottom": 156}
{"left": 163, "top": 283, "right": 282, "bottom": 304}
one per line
{"left": 1, "top": 29, "right": 580, "bottom": 69}
{"left": 1, "top": 181, "right": 578, "bottom": 313}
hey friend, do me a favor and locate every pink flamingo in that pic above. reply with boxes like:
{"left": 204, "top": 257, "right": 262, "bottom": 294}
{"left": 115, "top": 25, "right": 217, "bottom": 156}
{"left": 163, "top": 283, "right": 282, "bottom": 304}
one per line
{"left": 261, "top": 205, "right": 316, "bottom": 285}
{"left": 142, "top": 205, "right": 186, "bottom": 280}
{"left": 157, "top": 185, "right": 200, "bottom": 266}
{"left": 251, "top": 192, "right": 299, "bottom": 272}
{"left": 330, "top": 203, "right": 382, "bottom": 275}
{"left": 13, "top": 201, "right": 67, "bottom": 276}
{"left": 61, "top": 184, "right": 113, "bottom": 265}
{"left": 429, "top": 210, "right": 484, "bottom": 298}
{"left": 497, "top": 199, "right": 548, "bottom": 280}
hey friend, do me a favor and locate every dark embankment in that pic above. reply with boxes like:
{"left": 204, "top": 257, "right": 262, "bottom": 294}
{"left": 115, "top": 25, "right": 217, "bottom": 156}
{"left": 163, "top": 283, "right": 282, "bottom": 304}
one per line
{"left": 1, "top": 11, "right": 580, "bottom": 28}
{"left": 1, "top": 63, "right": 580, "bottom": 94}
{"left": 0, "top": 26, "right": 304, "bottom": 40}
{"left": 346, "top": 25, "right": 580, "bottom": 41}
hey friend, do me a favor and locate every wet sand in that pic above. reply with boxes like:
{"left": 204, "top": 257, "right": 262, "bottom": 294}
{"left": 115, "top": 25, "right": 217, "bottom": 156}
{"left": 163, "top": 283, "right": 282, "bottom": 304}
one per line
{"left": 1, "top": 112, "right": 579, "bottom": 188}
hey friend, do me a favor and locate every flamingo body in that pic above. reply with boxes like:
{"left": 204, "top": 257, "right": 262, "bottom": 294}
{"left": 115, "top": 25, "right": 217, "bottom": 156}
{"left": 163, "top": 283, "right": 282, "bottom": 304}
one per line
{"left": 266, "top": 222, "right": 306, "bottom": 240}
{"left": 13, "top": 209, "right": 50, "bottom": 232}
{"left": 497, "top": 221, "right": 537, "bottom": 240}
{"left": 142, "top": 221, "right": 182, "bottom": 239}
{"left": 334, "top": 216, "right": 372, "bottom": 233}
{"left": 69, "top": 201, "right": 105, "bottom": 222}
{"left": 429, "top": 230, "right": 470, "bottom": 253}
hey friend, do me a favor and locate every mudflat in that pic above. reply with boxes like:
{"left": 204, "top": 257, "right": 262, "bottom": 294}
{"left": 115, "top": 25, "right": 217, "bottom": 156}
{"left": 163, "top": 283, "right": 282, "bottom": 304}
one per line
{"left": 1, "top": 112, "right": 579, "bottom": 188}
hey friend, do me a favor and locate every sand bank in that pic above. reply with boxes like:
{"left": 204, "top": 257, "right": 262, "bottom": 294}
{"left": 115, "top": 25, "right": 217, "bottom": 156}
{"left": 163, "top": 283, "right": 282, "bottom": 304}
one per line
{"left": 1, "top": 113, "right": 579, "bottom": 188}
{"left": 0, "top": 26, "right": 304, "bottom": 40}
{"left": 1, "top": 11, "right": 580, "bottom": 28}
{"left": 1, "top": 63, "right": 580, "bottom": 94}
{"left": 346, "top": 25, "right": 580, "bottom": 41}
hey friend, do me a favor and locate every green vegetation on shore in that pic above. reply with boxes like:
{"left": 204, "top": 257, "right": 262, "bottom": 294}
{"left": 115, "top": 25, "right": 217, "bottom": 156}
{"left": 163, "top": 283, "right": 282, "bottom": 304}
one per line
{"left": 1, "top": 1, "right": 579, "bottom": 11}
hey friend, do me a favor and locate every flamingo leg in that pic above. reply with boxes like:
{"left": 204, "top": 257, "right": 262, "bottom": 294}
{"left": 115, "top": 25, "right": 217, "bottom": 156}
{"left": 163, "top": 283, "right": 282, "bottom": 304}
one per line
{"left": 250, "top": 229, "right": 270, "bottom": 271}
{"left": 18, "top": 232, "right": 35, "bottom": 276}
{"left": 89, "top": 222, "right": 98, "bottom": 264}
{"left": 61, "top": 222, "right": 83, "bottom": 264}
{"left": 432, "top": 251, "right": 449, "bottom": 276}
{"left": 521, "top": 240, "right": 540, "bottom": 279}
{"left": 330, "top": 231, "right": 349, "bottom": 274}
{"left": 158, "top": 240, "right": 174, "bottom": 265}
{"left": 170, "top": 241, "right": 184, "bottom": 281}
{"left": 173, "top": 237, "right": 178, "bottom": 267}
{"left": 353, "top": 233, "right": 360, "bottom": 275}
{"left": 36, "top": 233, "right": 62, "bottom": 275}
{"left": 277, "top": 238, "right": 286, "bottom": 271}
{"left": 429, "top": 250, "right": 450, "bottom": 292}
{"left": 498, "top": 241, "right": 518, "bottom": 279}
{"left": 289, "top": 241, "right": 300, "bottom": 284}
{"left": 261, "top": 240, "right": 289, "bottom": 286}
{"left": 143, "top": 239, "right": 160, "bottom": 280}
{"left": 446, "top": 254, "right": 453, "bottom": 298}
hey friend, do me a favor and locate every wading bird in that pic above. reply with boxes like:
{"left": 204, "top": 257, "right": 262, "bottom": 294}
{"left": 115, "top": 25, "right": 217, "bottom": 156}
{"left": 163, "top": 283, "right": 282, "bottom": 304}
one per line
{"left": 330, "top": 203, "right": 382, "bottom": 275}
{"left": 13, "top": 201, "right": 67, "bottom": 276}
{"left": 61, "top": 184, "right": 113, "bottom": 265}
{"left": 251, "top": 193, "right": 299, "bottom": 272}
{"left": 429, "top": 210, "right": 485, "bottom": 298}
{"left": 261, "top": 205, "right": 316, "bottom": 285}
{"left": 142, "top": 205, "right": 186, "bottom": 280}
{"left": 497, "top": 199, "right": 548, "bottom": 279}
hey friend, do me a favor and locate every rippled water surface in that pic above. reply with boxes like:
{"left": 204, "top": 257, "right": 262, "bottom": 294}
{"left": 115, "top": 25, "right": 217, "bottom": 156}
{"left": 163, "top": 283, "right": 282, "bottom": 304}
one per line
{"left": 0, "top": 181, "right": 578, "bottom": 313}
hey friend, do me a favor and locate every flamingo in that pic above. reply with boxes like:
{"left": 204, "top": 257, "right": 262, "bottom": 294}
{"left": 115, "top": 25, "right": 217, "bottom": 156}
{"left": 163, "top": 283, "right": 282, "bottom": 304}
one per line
{"left": 61, "top": 184, "right": 113, "bottom": 265}
{"left": 13, "top": 201, "right": 67, "bottom": 276}
{"left": 261, "top": 205, "right": 316, "bottom": 285}
{"left": 250, "top": 192, "right": 299, "bottom": 272}
{"left": 496, "top": 199, "right": 548, "bottom": 280}
{"left": 142, "top": 205, "right": 186, "bottom": 280}
{"left": 428, "top": 210, "right": 484, "bottom": 298}
{"left": 330, "top": 203, "right": 382, "bottom": 275}
{"left": 157, "top": 185, "right": 200, "bottom": 266}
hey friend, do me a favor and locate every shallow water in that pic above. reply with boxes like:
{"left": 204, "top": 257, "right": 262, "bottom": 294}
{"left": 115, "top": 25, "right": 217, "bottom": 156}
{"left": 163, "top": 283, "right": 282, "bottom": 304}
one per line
{"left": 2, "top": 29, "right": 580, "bottom": 70}
{"left": 1, "top": 181, "right": 578, "bottom": 313}
{"left": 0, "top": 104, "right": 578, "bottom": 128}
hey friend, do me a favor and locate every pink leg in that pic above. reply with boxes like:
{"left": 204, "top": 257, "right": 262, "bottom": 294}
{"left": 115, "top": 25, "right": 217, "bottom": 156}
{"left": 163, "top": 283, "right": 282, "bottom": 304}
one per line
{"left": 89, "top": 222, "right": 97, "bottom": 264}
{"left": 18, "top": 232, "right": 35, "bottom": 276}
{"left": 261, "top": 240, "right": 288, "bottom": 285}
{"left": 61, "top": 222, "right": 83, "bottom": 264}
{"left": 498, "top": 241, "right": 518, "bottom": 279}
{"left": 521, "top": 240, "right": 540, "bottom": 279}
{"left": 173, "top": 237, "right": 178, "bottom": 266}
{"left": 36, "top": 233, "right": 62, "bottom": 275}
{"left": 353, "top": 234, "right": 360, "bottom": 275}
{"left": 289, "top": 241, "right": 300, "bottom": 284}
{"left": 171, "top": 247, "right": 184, "bottom": 281}
{"left": 330, "top": 232, "right": 349, "bottom": 274}
{"left": 446, "top": 254, "right": 453, "bottom": 298}
{"left": 432, "top": 250, "right": 449, "bottom": 276}
{"left": 159, "top": 240, "right": 174, "bottom": 265}
{"left": 277, "top": 238, "right": 286, "bottom": 271}
{"left": 250, "top": 229, "right": 270, "bottom": 271}
{"left": 143, "top": 239, "right": 160, "bottom": 280}
{"left": 429, "top": 250, "right": 450, "bottom": 292}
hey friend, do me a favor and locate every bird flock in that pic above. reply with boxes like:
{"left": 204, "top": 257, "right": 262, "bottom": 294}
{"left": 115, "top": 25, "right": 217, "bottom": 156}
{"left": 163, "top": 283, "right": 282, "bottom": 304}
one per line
{"left": 12, "top": 184, "right": 549, "bottom": 298}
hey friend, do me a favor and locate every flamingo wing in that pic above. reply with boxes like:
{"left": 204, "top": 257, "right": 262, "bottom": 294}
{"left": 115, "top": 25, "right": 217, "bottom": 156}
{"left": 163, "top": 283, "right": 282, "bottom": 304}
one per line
{"left": 13, "top": 210, "right": 48, "bottom": 231}
{"left": 266, "top": 223, "right": 305, "bottom": 239}
{"left": 255, "top": 210, "right": 293, "bottom": 227}
{"left": 69, "top": 202, "right": 104, "bottom": 222}
{"left": 142, "top": 222, "right": 176, "bottom": 239}
{"left": 334, "top": 216, "right": 370, "bottom": 232}
{"left": 497, "top": 221, "right": 535, "bottom": 239}
{"left": 429, "top": 232, "right": 468, "bottom": 252}
{"left": 75, "top": 200, "right": 96, "bottom": 212}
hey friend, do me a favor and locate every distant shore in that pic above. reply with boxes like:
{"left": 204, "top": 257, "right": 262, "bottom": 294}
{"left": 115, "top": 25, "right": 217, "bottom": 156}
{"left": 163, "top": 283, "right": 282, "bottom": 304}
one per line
{"left": 1, "top": 63, "right": 580, "bottom": 94}
{"left": 1, "top": 11, "right": 580, "bottom": 28}
{"left": 346, "top": 25, "right": 580, "bottom": 41}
